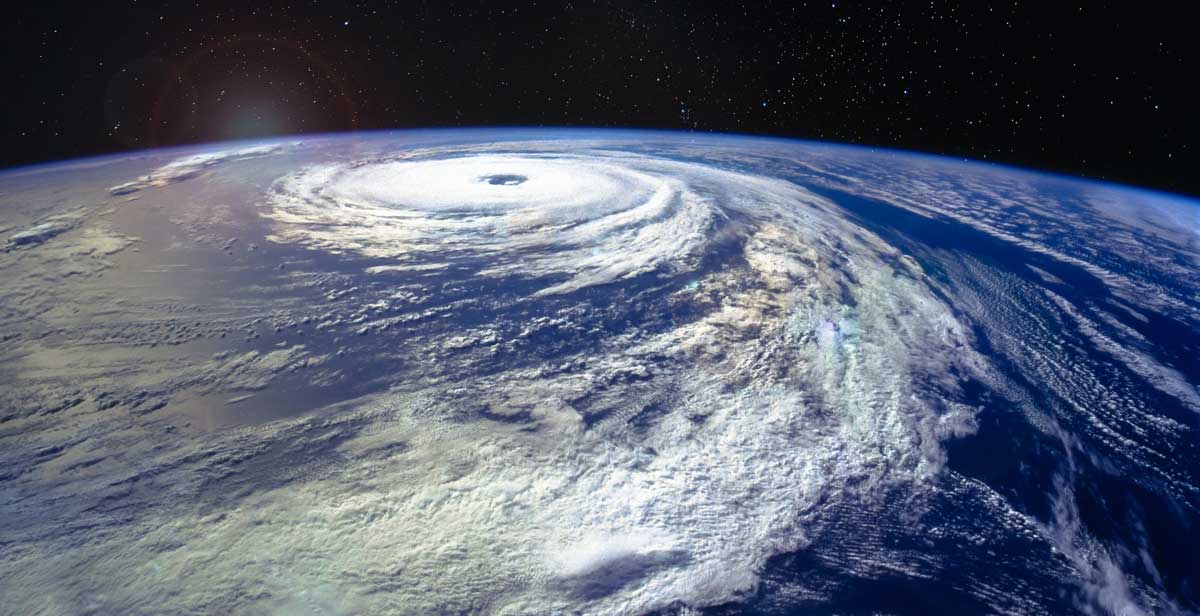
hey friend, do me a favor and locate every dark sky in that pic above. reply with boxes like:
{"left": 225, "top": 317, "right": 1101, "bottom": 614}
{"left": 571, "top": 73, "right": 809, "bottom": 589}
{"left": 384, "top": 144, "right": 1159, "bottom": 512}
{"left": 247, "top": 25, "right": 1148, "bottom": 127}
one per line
{"left": 4, "top": 1, "right": 1198, "bottom": 195}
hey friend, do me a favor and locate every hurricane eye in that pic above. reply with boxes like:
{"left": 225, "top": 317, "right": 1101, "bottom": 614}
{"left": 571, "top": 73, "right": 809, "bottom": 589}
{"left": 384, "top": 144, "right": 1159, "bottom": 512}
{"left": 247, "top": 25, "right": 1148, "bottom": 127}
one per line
{"left": 479, "top": 174, "right": 527, "bottom": 186}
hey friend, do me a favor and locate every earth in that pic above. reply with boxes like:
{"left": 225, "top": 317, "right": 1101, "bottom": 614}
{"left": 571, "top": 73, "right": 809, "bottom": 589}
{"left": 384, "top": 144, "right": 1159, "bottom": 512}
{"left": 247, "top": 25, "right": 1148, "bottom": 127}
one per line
{"left": 1, "top": 129, "right": 1197, "bottom": 615}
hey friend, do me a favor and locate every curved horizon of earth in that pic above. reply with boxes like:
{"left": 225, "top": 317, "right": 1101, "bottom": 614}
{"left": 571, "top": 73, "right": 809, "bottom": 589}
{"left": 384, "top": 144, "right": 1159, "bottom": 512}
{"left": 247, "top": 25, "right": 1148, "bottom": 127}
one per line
{"left": 1, "top": 128, "right": 1197, "bottom": 615}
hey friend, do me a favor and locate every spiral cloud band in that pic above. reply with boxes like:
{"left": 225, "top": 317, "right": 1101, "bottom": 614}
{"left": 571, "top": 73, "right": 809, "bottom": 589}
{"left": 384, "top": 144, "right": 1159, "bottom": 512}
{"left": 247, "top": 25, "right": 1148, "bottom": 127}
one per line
{"left": 269, "top": 153, "right": 731, "bottom": 295}
{"left": 250, "top": 145, "right": 989, "bottom": 612}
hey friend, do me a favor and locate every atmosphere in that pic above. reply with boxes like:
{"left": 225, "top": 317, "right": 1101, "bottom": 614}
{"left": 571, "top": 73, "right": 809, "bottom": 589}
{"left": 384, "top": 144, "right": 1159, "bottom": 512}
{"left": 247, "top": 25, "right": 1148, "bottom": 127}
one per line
{"left": 3, "top": 2, "right": 1199, "bottom": 195}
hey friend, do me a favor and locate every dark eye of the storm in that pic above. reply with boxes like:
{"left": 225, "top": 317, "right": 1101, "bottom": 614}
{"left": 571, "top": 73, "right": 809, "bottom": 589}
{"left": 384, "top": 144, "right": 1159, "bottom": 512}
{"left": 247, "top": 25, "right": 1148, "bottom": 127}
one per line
{"left": 480, "top": 174, "right": 527, "bottom": 186}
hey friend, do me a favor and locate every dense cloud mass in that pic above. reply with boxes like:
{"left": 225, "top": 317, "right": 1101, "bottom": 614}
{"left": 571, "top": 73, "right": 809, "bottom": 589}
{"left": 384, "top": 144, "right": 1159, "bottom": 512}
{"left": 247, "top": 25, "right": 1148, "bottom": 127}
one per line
{"left": 1, "top": 131, "right": 1197, "bottom": 615}
{"left": 260, "top": 143, "right": 992, "bottom": 612}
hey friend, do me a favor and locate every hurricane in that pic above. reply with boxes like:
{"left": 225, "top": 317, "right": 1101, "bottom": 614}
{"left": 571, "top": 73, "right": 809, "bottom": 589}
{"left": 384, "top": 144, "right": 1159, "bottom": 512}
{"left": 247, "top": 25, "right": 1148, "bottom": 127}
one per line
{"left": 1, "top": 129, "right": 1197, "bottom": 615}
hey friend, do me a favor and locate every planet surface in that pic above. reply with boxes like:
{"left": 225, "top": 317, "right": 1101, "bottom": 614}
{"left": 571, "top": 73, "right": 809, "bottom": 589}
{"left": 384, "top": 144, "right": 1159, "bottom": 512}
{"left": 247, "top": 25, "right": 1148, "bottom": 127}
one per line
{"left": 1, "top": 129, "right": 1197, "bottom": 615}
